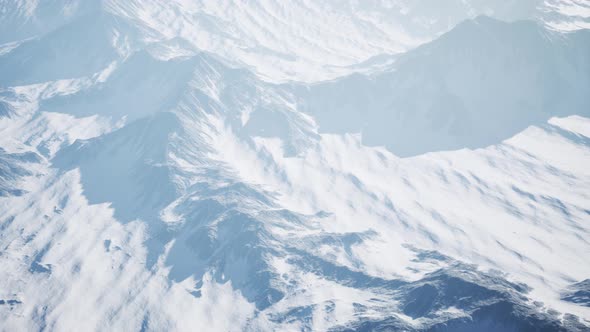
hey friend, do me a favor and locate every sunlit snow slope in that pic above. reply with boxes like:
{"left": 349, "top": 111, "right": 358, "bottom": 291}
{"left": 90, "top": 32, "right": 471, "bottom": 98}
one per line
{"left": 0, "top": 1, "right": 589, "bottom": 331}
{"left": 2, "top": 0, "right": 589, "bottom": 82}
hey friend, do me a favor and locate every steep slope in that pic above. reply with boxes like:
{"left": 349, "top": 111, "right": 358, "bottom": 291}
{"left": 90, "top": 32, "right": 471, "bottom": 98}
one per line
{"left": 295, "top": 16, "right": 590, "bottom": 156}
{"left": 2, "top": 67, "right": 589, "bottom": 330}
{"left": 2, "top": 75, "right": 589, "bottom": 330}
{"left": 99, "top": 0, "right": 590, "bottom": 82}
{"left": 0, "top": 2, "right": 589, "bottom": 331}
{"left": 2, "top": 0, "right": 588, "bottom": 82}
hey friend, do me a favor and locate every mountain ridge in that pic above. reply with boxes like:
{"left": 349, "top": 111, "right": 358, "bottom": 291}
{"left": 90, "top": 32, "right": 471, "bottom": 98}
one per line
{"left": 0, "top": 1, "right": 589, "bottom": 331}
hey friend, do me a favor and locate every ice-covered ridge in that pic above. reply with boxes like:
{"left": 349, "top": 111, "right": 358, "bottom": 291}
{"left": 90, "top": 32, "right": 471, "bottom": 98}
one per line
{"left": 102, "top": 0, "right": 590, "bottom": 82}
{"left": 2, "top": 0, "right": 589, "bottom": 82}
{"left": 1, "top": 1, "right": 590, "bottom": 330}
{"left": 1, "top": 96, "right": 589, "bottom": 330}
{"left": 220, "top": 114, "right": 590, "bottom": 316}
{"left": 293, "top": 16, "right": 590, "bottom": 156}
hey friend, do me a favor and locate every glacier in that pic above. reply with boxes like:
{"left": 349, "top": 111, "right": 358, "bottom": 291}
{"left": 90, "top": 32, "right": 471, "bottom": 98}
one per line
{"left": 0, "top": 0, "right": 589, "bottom": 331}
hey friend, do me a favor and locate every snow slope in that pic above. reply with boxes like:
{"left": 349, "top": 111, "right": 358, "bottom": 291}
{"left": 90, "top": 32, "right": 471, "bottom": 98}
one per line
{"left": 295, "top": 16, "right": 590, "bottom": 156}
{"left": 0, "top": 1, "right": 589, "bottom": 331}
{"left": 2, "top": 0, "right": 589, "bottom": 82}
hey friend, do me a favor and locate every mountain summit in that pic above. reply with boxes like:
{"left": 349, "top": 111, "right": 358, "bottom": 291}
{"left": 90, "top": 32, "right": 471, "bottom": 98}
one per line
{"left": 1, "top": 1, "right": 589, "bottom": 331}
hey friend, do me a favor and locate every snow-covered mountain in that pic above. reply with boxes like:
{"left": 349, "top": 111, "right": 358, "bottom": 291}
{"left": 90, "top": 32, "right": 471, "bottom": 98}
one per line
{"left": 0, "top": 1, "right": 589, "bottom": 331}
{"left": 2, "top": 0, "right": 589, "bottom": 82}
{"left": 295, "top": 16, "right": 590, "bottom": 156}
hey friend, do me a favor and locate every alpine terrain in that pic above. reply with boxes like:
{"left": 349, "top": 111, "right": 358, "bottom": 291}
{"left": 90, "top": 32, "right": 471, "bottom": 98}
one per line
{"left": 0, "top": 0, "right": 589, "bottom": 331}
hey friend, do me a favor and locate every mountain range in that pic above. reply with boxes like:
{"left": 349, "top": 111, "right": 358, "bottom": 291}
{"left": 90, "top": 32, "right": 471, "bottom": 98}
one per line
{"left": 1, "top": 1, "right": 589, "bottom": 331}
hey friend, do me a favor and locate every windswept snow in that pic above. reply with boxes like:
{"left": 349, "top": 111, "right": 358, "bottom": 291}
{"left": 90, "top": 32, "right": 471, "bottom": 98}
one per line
{"left": 1, "top": 1, "right": 589, "bottom": 331}
{"left": 2, "top": 0, "right": 589, "bottom": 82}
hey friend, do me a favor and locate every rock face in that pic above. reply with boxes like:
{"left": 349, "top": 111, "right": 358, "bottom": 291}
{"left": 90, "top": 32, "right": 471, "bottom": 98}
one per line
{"left": 0, "top": 1, "right": 589, "bottom": 331}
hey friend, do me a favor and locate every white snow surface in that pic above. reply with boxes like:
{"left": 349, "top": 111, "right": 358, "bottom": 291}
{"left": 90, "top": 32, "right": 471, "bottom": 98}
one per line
{"left": 1, "top": 0, "right": 588, "bottom": 82}
{"left": 0, "top": 1, "right": 589, "bottom": 331}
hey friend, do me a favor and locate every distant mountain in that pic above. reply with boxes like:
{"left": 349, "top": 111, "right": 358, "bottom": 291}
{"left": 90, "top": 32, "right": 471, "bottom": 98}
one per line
{"left": 1, "top": 0, "right": 589, "bottom": 82}
{"left": 295, "top": 16, "right": 590, "bottom": 156}
{"left": 0, "top": 1, "right": 589, "bottom": 331}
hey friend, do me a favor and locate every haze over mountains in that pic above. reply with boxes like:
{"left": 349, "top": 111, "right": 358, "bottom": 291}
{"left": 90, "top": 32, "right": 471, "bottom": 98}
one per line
{"left": 0, "top": 1, "right": 589, "bottom": 331}
{"left": 2, "top": 0, "right": 590, "bottom": 81}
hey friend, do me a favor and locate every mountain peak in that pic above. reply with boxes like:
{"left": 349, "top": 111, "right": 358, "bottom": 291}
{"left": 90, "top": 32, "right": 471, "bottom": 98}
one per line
{"left": 1, "top": 2, "right": 589, "bottom": 331}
